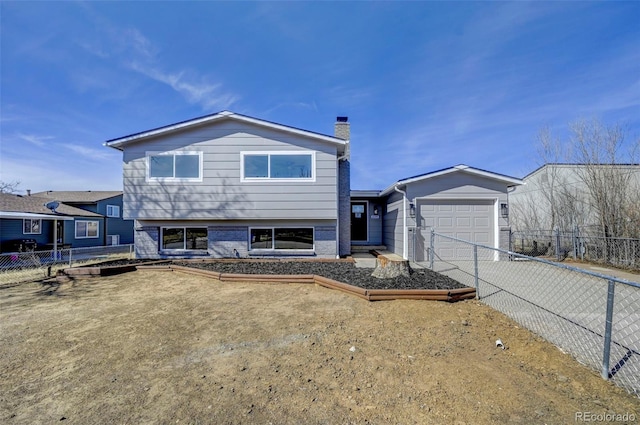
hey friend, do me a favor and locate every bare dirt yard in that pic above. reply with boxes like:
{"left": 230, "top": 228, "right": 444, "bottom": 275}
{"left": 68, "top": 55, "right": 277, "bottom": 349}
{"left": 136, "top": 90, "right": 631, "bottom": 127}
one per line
{"left": 1, "top": 270, "right": 638, "bottom": 425}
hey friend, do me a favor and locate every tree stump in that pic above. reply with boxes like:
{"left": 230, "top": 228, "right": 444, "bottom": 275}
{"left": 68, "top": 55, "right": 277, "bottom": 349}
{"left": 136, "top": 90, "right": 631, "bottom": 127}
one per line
{"left": 371, "top": 254, "right": 412, "bottom": 278}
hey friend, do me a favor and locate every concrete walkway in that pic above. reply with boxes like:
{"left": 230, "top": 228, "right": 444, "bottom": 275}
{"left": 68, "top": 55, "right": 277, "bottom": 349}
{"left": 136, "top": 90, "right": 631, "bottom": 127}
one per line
{"left": 350, "top": 252, "right": 377, "bottom": 268}
{"left": 562, "top": 261, "right": 640, "bottom": 284}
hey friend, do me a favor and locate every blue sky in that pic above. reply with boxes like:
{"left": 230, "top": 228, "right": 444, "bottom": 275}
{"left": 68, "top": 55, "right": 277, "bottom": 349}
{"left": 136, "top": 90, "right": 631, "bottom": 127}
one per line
{"left": 1, "top": 1, "right": 638, "bottom": 193}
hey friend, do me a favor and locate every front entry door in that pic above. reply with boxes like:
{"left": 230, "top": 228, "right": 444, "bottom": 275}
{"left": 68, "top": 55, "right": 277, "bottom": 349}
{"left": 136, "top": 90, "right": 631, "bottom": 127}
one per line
{"left": 351, "top": 202, "right": 368, "bottom": 241}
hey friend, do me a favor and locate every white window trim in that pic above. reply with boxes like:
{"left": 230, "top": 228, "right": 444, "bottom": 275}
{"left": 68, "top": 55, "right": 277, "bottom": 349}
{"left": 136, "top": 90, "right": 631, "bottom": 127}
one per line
{"left": 106, "top": 205, "right": 120, "bottom": 218}
{"left": 160, "top": 227, "right": 208, "bottom": 251}
{"left": 146, "top": 151, "right": 203, "bottom": 182}
{"left": 240, "top": 151, "right": 316, "bottom": 182}
{"left": 107, "top": 234, "right": 120, "bottom": 245}
{"left": 23, "top": 218, "right": 42, "bottom": 235}
{"left": 75, "top": 220, "right": 100, "bottom": 239}
{"left": 248, "top": 227, "right": 315, "bottom": 251}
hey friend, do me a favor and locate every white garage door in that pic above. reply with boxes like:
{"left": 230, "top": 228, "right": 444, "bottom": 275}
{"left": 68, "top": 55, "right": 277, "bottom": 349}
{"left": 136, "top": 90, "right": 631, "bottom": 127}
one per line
{"left": 419, "top": 200, "right": 494, "bottom": 261}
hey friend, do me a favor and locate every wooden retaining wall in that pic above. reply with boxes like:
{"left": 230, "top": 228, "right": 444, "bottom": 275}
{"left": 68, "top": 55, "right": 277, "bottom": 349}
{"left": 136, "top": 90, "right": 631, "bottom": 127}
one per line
{"left": 59, "top": 263, "right": 475, "bottom": 302}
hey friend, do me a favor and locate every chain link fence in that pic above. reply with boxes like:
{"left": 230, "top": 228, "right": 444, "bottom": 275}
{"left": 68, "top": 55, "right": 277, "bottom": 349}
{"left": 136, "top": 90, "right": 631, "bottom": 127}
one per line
{"left": 427, "top": 231, "right": 640, "bottom": 397}
{"left": 0, "top": 244, "right": 134, "bottom": 286}
{"left": 511, "top": 229, "right": 640, "bottom": 270}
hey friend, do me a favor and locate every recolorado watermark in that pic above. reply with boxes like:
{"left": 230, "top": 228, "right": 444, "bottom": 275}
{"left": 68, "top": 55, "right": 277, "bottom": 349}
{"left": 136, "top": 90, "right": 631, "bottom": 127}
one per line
{"left": 575, "top": 411, "right": 637, "bottom": 422}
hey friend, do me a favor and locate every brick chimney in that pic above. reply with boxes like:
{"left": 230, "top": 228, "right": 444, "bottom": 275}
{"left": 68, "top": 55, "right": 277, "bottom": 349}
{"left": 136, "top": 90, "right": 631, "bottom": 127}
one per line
{"left": 334, "top": 116, "right": 351, "bottom": 257}
{"left": 334, "top": 116, "right": 350, "bottom": 141}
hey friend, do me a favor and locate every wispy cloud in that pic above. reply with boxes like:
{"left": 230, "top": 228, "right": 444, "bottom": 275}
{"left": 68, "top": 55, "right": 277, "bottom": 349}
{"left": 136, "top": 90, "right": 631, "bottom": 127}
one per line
{"left": 61, "top": 143, "right": 116, "bottom": 160}
{"left": 128, "top": 62, "right": 239, "bottom": 110}
{"left": 17, "top": 133, "right": 55, "bottom": 147}
{"left": 75, "top": 8, "right": 239, "bottom": 111}
{"left": 260, "top": 101, "right": 319, "bottom": 116}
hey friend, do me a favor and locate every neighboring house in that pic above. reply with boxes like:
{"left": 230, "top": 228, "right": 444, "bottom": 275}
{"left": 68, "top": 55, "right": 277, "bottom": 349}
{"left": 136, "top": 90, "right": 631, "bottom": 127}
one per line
{"left": 31, "top": 191, "right": 134, "bottom": 247}
{"left": 352, "top": 165, "right": 522, "bottom": 262}
{"left": 510, "top": 163, "right": 640, "bottom": 234}
{"left": 105, "top": 111, "right": 351, "bottom": 259}
{"left": 105, "top": 111, "right": 523, "bottom": 261}
{"left": 0, "top": 191, "right": 134, "bottom": 253}
{"left": 0, "top": 192, "right": 101, "bottom": 252}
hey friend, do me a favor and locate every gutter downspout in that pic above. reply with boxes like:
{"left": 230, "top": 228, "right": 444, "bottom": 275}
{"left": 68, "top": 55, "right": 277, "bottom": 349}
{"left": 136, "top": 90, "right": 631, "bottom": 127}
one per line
{"left": 394, "top": 185, "right": 408, "bottom": 260}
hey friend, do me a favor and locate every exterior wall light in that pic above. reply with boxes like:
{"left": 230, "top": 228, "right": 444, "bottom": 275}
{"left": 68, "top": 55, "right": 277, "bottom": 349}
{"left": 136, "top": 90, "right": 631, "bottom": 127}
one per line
{"left": 409, "top": 202, "right": 416, "bottom": 217}
{"left": 501, "top": 203, "right": 509, "bottom": 218}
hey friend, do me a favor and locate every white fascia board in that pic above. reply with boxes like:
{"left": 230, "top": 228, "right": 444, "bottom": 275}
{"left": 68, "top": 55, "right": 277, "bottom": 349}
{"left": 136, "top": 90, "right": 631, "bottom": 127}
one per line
{"left": 0, "top": 212, "right": 75, "bottom": 220}
{"left": 105, "top": 111, "right": 346, "bottom": 150}
{"left": 379, "top": 165, "right": 523, "bottom": 197}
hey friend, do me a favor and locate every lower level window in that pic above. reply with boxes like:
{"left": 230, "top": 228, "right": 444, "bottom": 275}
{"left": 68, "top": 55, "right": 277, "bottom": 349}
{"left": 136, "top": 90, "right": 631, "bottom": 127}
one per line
{"left": 162, "top": 227, "right": 208, "bottom": 250}
{"left": 75, "top": 220, "right": 99, "bottom": 238}
{"left": 250, "top": 228, "right": 314, "bottom": 250}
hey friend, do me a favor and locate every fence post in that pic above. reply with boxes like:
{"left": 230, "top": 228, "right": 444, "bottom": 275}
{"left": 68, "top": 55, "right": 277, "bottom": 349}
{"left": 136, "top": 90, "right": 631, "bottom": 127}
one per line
{"left": 554, "top": 227, "right": 561, "bottom": 261}
{"left": 68, "top": 248, "right": 73, "bottom": 268}
{"left": 429, "top": 229, "right": 435, "bottom": 270}
{"left": 129, "top": 244, "right": 134, "bottom": 259}
{"left": 601, "top": 280, "right": 616, "bottom": 380}
{"left": 473, "top": 245, "right": 479, "bottom": 299}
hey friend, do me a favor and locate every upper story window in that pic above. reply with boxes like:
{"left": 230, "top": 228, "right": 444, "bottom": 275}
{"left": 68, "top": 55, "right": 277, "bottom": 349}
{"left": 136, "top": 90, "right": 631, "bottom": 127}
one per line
{"left": 106, "top": 205, "right": 120, "bottom": 218}
{"left": 23, "top": 219, "right": 42, "bottom": 235}
{"left": 241, "top": 151, "right": 315, "bottom": 182}
{"left": 147, "top": 151, "right": 203, "bottom": 182}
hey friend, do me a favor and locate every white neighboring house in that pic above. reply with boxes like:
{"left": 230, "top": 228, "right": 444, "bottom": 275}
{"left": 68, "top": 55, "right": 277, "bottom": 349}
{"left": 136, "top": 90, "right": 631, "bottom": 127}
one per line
{"left": 510, "top": 163, "right": 640, "bottom": 235}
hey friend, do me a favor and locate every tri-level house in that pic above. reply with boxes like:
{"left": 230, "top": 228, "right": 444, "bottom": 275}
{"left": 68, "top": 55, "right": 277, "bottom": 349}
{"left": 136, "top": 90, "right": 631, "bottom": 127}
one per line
{"left": 105, "top": 111, "right": 351, "bottom": 259}
{"left": 106, "top": 111, "right": 524, "bottom": 261}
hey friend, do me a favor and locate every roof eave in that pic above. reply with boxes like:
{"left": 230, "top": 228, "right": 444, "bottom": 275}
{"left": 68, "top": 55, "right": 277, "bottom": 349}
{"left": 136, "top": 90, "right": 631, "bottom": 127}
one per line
{"left": 105, "top": 111, "right": 346, "bottom": 151}
{"left": 379, "top": 165, "right": 523, "bottom": 196}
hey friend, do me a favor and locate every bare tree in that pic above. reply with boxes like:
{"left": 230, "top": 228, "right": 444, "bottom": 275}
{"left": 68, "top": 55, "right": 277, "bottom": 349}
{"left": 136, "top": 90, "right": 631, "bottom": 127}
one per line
{"left": 531, "top": 126, "right": 587, "bottom": 232}
{"left": 0, "top": 180, "right": 20, "bottom": 194}
{"left": 570, "top": 118, "right": 640, "bottom": 238}
{"left": 514, "top": 119, "right": 639, "bottom": 238}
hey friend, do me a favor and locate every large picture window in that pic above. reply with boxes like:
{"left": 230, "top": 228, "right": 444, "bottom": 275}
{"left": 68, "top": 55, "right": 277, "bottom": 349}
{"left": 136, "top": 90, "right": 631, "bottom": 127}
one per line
{"left": 75, "top": 220, "right": 99, "bottom": 238}
{"left": 161, "top": 227, "right": 208, "bottom": 250}
{"left": 241, "top": 152, "right": 315, "bottom": 181}
{"left": 23, "top": 219, "right": 42, "bottom": 235}
{"left": 249, "top": 228, "right": 314, "bottom": 251}
{"left": 147, "top": 151, "right": 202, "bottom": 181}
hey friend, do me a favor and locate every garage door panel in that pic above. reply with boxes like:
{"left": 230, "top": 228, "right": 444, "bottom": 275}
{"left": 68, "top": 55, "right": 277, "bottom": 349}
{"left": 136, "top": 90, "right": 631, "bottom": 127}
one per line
{"left": 456, "top": 232, "right": 472, "bottom": 241}
{"left": 419, "top": 200, "right": 494, "bottom": 261}
{"left": 456, "top": 217, "right": 471, "bottom": 227}
{"left": 437, "top": 217, "right": 453, "bottom": 227}
{"left": 475, "top": 232, "right": 490, "bottom": 244}
{"left": 475, "top": 217, "right": 490, "bottom": 227}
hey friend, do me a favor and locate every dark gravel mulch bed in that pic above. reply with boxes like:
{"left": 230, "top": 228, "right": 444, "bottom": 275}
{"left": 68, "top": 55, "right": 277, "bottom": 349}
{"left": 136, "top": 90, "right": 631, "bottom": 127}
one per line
{"left": 173, "top": 260, "right": 466, "bottom": 291}
{"left": 92, "top": 259, "right": 467, "bottom": 290}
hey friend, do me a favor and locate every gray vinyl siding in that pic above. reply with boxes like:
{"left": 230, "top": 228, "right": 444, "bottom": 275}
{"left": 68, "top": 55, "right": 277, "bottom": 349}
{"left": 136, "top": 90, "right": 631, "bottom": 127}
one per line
{"left": 133, "top": 219, "right": 337, "bottom": 259}
{"left": 121, "top": 121, "right": 338, "bottom": 221}
{"left": 405, "top": 173, "right": 509, "bottom": 231}
{"left": 382, "top": 198, "right": 404, "bottom": 257}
